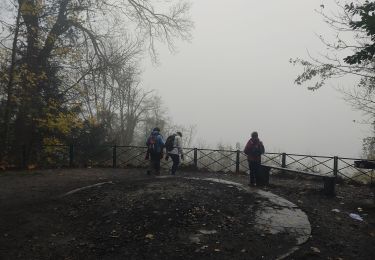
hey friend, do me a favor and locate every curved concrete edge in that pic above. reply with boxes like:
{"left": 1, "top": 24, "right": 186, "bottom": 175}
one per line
{"left": 189, "top": 177, "right": 311, "bottom": 244}
{"left": 159, "top": 176, "right": 311, "bottom": 259}
{"left": 60, "top": 181, "right": 114, "bottom": 198}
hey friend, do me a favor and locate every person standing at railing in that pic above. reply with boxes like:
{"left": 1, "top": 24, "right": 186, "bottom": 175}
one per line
{"left": 145, "top": 127, "right": 165, "bottom": 175}
{"left": 244, "top": 131, "right": 265, "bottom": 186}
{"left": 165, "top": 131, "right": 184, "bottom": 175}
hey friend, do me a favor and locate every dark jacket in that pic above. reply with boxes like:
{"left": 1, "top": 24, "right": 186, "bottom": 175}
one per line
{"left": 244, "top": 138, "right": 265, "bottom": 162}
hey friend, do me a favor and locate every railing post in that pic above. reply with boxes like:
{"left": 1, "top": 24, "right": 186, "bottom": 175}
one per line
{"left": 69, "top": 144, "right": 74, "bottom": 168}
{"left": 236, "top": 150, "right": 240, "bottom": 173}
{"left": 281, "top": 153, "right": 286, "bottom": 168}
{"left": 22, "top": 144, "right": 27, "bottom": 169}
{"left": 281, "top": 153, "right": 287, "bottom": 174}
{"left": 113, "top": 145, "right": 117, "bottom": 168}
{"left": 333, "top": 156, "right": 338, "bottom": 177}
{"left": 194, "top": 148, "right": 198, "bottom": 169}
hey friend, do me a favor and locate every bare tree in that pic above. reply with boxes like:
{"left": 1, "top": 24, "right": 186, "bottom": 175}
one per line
{"left": 0, "top": 0, "right": 193, "bottom": 161}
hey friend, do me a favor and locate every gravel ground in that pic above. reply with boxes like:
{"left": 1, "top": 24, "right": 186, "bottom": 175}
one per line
{"left": 0, "top": 168, "right": 374, "bottom": 259}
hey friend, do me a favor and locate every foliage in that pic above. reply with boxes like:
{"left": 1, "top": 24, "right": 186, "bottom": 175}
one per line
{"left": 291, "top": 0, "right": 375, "bottom": 159}
{"left": 0, "top": 0, "right": 193, "bottom": 165}
{"left": 344, "top": 1, "right": 375, "bottom": 64}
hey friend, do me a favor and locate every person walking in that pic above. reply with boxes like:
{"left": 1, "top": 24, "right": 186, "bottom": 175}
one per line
{"left": 145, "top": 127, "right": 165, "bottom": 175}
{"left": 165, "top": 131, "right": 184, "bottom": 175}
{"left": 244, "top": 131, "right": 265, "bottom": 186}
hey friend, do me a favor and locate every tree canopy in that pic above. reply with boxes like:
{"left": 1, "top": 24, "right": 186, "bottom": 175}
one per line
{"left": 0, "top": 0, "right": 193, "bottom": 165}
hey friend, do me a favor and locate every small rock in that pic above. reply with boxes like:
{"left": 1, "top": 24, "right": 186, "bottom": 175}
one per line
{"left": 145, "top": 234, "right": 154, "bottom": 240}
{"left": 199, "top": 230, "right": 217, "bottom": 235}
{"left": 189, "top": 234, "right": 201, "bottom": 244}
{"left": 311, "top": 247, "right": 320, "bottom": 253}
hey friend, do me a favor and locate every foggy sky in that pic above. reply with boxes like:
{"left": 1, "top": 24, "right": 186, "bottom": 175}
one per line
{"left": 142, "top": 0, "right": 369, "bottom": 158}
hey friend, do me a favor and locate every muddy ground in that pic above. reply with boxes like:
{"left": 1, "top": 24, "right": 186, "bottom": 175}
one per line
{"left": 0, "top": 168, "right": 374, "bottom": 259}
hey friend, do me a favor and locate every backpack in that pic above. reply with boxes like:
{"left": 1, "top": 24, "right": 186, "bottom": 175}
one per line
{"left": 165, "top": 134, "right": 176, "bottom": 152}
{"left": 147, "top": 135, "right": 158, "bottom": 153}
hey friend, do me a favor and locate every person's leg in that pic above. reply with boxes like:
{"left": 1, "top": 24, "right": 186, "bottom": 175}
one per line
{"left": 148, "top": 156, "right": 153, "bottom": 175}
{"left": 253, "top": 161, "right": 261, "bottom": 185}
{"left": 150, "top": 153, "right": 158, "bottom": 174}
{"left": 248, "top": 161, "right": 256, "bottom": 185}
{"left": 170, "top": 154, "right": 180, "bottom": 175}
{"left": 154, "top": 153, "right": 161, "bottom": 175}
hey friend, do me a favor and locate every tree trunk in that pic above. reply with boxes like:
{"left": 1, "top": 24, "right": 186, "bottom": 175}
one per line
{"left": 1, "top": 4, "right": 21, "bottom": 160}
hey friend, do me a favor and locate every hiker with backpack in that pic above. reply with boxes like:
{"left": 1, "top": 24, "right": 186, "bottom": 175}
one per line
{"left": 165, "top": 131, "right": 184, "bottom": 175}
{"left": 244, "top": 131, "right": 265, "bottom": 186}
{"left": 145, "top": 127, "right": 165, "bottom": 175}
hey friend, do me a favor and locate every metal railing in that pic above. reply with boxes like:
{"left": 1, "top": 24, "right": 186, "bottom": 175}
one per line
{"left": 2, "top": 145, "right": 374, "bottom": 184}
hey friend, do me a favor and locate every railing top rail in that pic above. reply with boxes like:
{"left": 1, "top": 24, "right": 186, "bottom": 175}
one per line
{"left": 116, "top": 145, "right": 147, "bottom": 149}
{"left": 5, "top": 144, "right": 374, "bottom": 162}
{"left": 42, "top": 144, "right": 70, "bottom": 147}
{"left": 338, "top": 156, "right": 375, "bottom": 162}
{"left": 285, "top": 153, "right": 334, "bottom": 159}
{"left": 197, "top": 148, "right": 239, "bottom": 153}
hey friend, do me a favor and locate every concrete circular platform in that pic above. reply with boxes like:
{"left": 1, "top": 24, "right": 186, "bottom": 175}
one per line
{"left": 59, "top": 175, "right": 311, "bottom": 259}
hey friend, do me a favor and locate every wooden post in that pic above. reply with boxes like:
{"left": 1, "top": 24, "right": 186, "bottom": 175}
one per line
{"left": 324, "top": 177, "right": 336, "bottom": 197}
{"left": 333, "top": 156, "right": 338, "bottom": 177}
{"left": 281, "top": 153, "right": 287, "bottom": 174}
{"left": 113, "top": 145, "right": 117, "bottom": 168}
{"left": 236, "top": 150, "right": 240, "bottom": 173}
{"left": 281, "top": 153, "right": 287, "bottom": 168}
{"left": 69, "top": 144, "right": 74, "bottom": 168}
{"left": 194, "top": 148, "right": 198, "bottom": 169}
